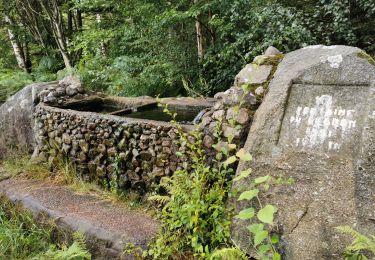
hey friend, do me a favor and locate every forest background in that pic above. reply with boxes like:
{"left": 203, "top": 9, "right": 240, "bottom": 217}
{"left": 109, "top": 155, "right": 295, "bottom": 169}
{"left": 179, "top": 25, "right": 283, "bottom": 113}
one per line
{"left": 0, "top": 0, "right": 374, "bottom": 102}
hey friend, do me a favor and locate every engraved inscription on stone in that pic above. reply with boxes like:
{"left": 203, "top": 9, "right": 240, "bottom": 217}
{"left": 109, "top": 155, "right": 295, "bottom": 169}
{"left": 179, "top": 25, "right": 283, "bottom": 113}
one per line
{"left": 278, "top": 84, "right": 370, "bottom": 153}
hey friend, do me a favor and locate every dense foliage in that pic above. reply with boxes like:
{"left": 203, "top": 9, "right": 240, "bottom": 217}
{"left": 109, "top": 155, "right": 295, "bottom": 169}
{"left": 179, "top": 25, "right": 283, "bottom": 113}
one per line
{"left": 146, "top": 106, "right": 236, "bottom": 258}
{"left": 0, "top": 0, "right": 374, "bottom": 99}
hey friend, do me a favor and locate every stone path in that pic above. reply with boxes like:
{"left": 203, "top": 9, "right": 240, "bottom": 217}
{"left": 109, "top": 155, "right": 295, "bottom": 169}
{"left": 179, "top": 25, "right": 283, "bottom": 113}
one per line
{"left": 0, "top": 175, "right": 159, "bottom": 259}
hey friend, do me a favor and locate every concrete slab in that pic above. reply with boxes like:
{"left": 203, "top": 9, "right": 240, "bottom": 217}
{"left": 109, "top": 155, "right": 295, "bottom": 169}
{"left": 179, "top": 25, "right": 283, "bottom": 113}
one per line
{"left": 0, "top": 176, "right": 159, "bottom": 259}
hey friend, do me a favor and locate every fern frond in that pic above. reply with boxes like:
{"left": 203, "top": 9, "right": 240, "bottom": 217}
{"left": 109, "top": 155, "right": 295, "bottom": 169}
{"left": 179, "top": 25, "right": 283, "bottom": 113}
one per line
{"left": 72, "top": 231, "right": 87, "bottom": 249}
{"left": 148, "top": 195, "right": 171, "bottom": 204}
{"left": 337, "top": 226, "right": 375, "bottom": 256}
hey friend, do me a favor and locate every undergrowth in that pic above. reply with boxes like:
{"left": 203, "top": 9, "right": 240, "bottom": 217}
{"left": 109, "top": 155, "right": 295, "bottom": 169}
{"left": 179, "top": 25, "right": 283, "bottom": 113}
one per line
{"left": 336, "top": 226, "right": 375, "bottom": 260}
{"left": 1, "top": 149, "right": 50, "bottom": 180}
{"left": 0, "top": 195, "right": 91, "bottom": 259}
{"left": 1, "top": 149, "right": 144, "bottom": 210}
{"left": 146, "top": 121, "right": 235, "bottom": 259}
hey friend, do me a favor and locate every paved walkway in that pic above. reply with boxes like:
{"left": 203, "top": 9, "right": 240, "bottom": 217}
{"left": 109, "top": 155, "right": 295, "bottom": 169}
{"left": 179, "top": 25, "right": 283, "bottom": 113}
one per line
{"left": 0, "top": 176, "right": 159, "bottom": 259}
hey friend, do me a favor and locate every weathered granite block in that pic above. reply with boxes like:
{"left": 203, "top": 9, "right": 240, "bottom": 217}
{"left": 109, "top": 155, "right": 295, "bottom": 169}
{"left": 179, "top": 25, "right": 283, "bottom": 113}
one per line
{"left": 232, "top": 45, "right": 375, "bottom": 259}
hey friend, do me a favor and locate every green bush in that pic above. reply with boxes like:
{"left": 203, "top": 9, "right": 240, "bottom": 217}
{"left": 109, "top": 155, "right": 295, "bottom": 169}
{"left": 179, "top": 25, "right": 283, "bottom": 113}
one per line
{"left": 0, "top": 70, "right": 33, "bottom": 102}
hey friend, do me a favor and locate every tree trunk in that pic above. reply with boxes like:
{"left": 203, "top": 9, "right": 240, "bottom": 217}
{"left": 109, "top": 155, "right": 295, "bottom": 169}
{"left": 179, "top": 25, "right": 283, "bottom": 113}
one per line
{"left": 24, "top": 41, "right": 32, "bottom": 73}
{"left": 68, "top": 10, "right": 73, "bottom": 37}
{"left": 96, "top": 13, "right": 106, "bottom": 55}
{"left": 4, "top": 15, "right": 28, "bottom": 72}
{"left": 77, "top": 10, "right": 83, "bottom": 30}
{"left": 40, "top": 0, "right": 72, "bottom": 71}
{"left": 208, "top": 8, "right": 216, "bottom": 45}
{"left": 194, "top": 0, "right": 204, "bottom": 63}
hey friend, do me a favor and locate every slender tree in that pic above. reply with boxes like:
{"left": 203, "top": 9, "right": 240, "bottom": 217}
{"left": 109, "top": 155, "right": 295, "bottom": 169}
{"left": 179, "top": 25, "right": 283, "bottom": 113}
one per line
{"left": 4, "top": 14, "right": 27, "bottom": 72}
{"left": 40, "top": 0, "right": 72, "bottom": 70}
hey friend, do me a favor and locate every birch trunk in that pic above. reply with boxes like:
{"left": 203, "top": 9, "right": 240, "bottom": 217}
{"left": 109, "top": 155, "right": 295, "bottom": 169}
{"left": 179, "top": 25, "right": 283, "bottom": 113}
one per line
{"left": 4, "top": 15, "right": 27, "bottom": 72}
{"left": 96, "top": 13, "right": 106, "bottom": 55}
{"left": 194, "top": 0, "right": 204, "bottom": 63}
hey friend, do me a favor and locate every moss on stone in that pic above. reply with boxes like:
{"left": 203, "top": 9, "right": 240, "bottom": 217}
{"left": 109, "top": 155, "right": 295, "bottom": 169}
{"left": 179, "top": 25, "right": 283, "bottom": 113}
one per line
{"left": 357, "top": 51, "right": 375, "bottom": 66}
{"left": 253, "top": 54, "right": 285, "bottom": 66}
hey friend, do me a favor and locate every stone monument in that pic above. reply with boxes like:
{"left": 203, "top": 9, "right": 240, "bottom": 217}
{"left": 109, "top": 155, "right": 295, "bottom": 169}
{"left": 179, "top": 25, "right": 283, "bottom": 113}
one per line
{"left": 231, "top": 45, "right": 375, "bottom": 259}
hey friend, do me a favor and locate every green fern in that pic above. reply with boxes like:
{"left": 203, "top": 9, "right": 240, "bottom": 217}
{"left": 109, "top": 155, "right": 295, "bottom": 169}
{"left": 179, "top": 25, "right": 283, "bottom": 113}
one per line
{"left": 337, "top": 226, "right": 375, "bottom": 259}
{"left": 148, "top": 195, "right": 171, "bottom": 204}
{"left": 37, "top": 231, "right": 91, "bottom": 260}
{"left": 210, "top": 247, "right": 247, "bottom": 260}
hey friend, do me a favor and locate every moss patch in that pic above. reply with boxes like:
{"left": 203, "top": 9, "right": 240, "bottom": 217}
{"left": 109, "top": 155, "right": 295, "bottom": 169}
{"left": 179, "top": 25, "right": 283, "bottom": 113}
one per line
{"left": 357, "top": 51, "right": 375, "bottom": 66}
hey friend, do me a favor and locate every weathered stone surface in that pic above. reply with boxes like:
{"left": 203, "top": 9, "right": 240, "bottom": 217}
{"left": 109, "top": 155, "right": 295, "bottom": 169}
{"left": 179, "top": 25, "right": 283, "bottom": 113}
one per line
{"left": 214, "top": 87, "right": 256, "bottom": 107}
{"left": 0, "top": 81, "right": 58, "bottom": 157}
{"left": 232, "top": 45, "right": 375, "bottom": 259}
{"left": 234, "top": 64, "right": 273, "bottom": 87}
{"left": 203, "top": 135, "right": 214, "bottom": 148}
{"left": 226, "top": 107, "right": 249, "bottom": 125}
{"left": 264, "top": 46, "right": 282, "bottom": 56}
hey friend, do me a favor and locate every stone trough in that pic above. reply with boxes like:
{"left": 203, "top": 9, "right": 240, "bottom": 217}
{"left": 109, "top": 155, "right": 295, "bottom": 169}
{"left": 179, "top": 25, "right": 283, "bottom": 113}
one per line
{"left": 34, "top": 95, "right": 215, "bottom": 194}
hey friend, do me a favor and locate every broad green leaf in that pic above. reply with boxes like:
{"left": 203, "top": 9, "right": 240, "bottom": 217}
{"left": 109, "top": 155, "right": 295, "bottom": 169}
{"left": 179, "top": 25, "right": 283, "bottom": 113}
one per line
{"left": 254, "top": 230, "right": 268, "bottom": 246}
{"left": 273, "top": 252, "right": 282, "bottom": 260}
{"left": 238, "top": 189, "right": 259, "bottom": 201}
{"left": 233, "top": 169, "right": 252, "bottom": 182}
{"left": 228, "top": 143, "right": 237, "bottom": 151}
{"left": 220, "top": 147, "right": 228, "bottom": 156}
{"left": 242, "top": 84, "right": 251, "bottom": 92}
{"left": 247, "top": 223, "right": 264, "bottom": 234}
{"left": 254, "top": 175, "right": 270, "bottom": 184}
{"left": 271, "top": 234, "right": 279, "bottom": 244}
{"left": 236, "top": 149, "right": 253, "bottom": 161}
{"left": 235, "top": 207, "right": 255, "bottom": 220}
{"left": 224, "top": 156, "right": 237, "bottom": 166}
{"left": 258, "top": 244, "right": 272, "bottom": 254}
{"left": 257, "top": 205, "right": 277, "bottom": 224}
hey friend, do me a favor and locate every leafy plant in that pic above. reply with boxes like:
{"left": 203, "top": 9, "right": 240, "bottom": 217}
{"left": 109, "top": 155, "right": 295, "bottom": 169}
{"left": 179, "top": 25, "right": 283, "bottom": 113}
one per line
{"left": 146, "top": 104, "right": 237, "bottom": 259}
{"left": 232, "top": 167, "right": 294, "bottom": 260}
{"left": 336, "top": 226, "right": 375, "bottom": 260}
{"left": 122, "top": 242, "right": 143, "bottom": 260}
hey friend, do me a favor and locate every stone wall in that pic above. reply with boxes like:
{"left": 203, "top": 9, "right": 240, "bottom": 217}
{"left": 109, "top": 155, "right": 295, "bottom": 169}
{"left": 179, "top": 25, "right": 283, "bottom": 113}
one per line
{"left": 32, "top": 47, "right": 283, "bottom": 195}
{"left": 34, "top": 104, "right": 189, "bottom": 194}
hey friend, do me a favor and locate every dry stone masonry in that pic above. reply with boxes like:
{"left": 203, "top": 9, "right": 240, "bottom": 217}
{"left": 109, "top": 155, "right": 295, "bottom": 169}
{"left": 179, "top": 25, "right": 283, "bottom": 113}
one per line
{"left": 31, "top": 47, "right": 282, "bottom": 195}
{"left": 200, "top": 47, "right": 283, "bottom": 150}
{"left": 37, "top": 76, "right": 92, "bottom": 105}
{"left": 232, "top": 45, "right": 375, "bottom": 259}
{"left": 34, "top": 105, "right": 187, "bottom": 194}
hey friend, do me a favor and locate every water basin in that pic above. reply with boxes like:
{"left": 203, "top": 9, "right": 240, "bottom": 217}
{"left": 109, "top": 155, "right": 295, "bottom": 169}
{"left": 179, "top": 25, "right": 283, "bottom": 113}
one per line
{"left": 124, "top": 106, "right": 198, "bottom": 123}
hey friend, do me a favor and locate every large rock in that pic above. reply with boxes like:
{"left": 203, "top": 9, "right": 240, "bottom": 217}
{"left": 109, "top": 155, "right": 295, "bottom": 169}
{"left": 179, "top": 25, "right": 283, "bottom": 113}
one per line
{"left": 0, "top": 81, "right": 58, "bottom": 157}
{"left": 234, "top": 64, "right": 273, "bottom": 87}
{"left": 231, "top": 45, "right": 375, "bottom": 259}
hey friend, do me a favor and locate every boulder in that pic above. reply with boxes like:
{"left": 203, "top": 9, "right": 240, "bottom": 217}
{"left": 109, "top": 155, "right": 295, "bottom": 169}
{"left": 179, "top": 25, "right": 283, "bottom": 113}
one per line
{"left": 264, "top": 46, "right": 282, "bottom": 56}
{"left": 234, "top": 64, "right": 273, "bottom": 87}
{"left": 214, "top": 87, "right": 256, "bottom": 107}
{"left": 0, "top": 81, "right": 58, "bottom": 157}
{"left": 231, "top": 45, "right": 375, "bottom": 259}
